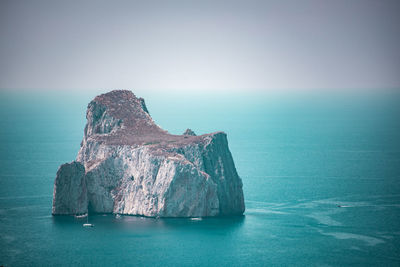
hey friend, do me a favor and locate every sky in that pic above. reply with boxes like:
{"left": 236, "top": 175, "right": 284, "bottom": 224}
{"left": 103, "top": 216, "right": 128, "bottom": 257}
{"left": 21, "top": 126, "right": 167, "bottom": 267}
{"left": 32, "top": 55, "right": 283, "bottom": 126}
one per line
{"left": 0, "top": 0, "right": 399, "bottom": 93}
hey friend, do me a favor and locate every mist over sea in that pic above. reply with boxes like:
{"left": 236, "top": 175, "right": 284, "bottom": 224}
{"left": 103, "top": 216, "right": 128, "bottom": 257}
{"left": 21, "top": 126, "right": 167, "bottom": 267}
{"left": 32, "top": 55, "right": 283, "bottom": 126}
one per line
{"left": 1, "top": 89, "right": 400, "bottom": 266}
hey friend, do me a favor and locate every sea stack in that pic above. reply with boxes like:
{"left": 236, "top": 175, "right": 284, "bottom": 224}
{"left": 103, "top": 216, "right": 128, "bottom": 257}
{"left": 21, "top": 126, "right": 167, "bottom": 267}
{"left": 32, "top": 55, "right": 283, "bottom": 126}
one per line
{"left": 52, "top": 90, "right": 245, "bottom": 217}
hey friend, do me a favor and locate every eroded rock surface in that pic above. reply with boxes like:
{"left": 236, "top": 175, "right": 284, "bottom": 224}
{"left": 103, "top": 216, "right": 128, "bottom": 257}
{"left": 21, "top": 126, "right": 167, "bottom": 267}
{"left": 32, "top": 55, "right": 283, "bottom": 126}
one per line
{"left": 52, "top": 162, "right": 87, "bottom": 215}
{"left": 52, "top": 90, "right": 245, "bottom": 217}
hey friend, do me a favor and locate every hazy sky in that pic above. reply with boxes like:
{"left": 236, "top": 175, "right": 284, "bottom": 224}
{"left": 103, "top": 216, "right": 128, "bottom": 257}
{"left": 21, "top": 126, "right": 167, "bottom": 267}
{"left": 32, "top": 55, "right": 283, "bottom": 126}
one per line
{"left": 1, "top": 0, "right": 399, "bottom": 92}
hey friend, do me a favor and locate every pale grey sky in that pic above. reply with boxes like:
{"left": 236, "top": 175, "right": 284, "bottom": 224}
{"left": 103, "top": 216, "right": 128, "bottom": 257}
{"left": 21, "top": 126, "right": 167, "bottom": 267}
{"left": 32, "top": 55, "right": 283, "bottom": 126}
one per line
{"left": 0, "top": 0, "right": 399, "bottom": 92}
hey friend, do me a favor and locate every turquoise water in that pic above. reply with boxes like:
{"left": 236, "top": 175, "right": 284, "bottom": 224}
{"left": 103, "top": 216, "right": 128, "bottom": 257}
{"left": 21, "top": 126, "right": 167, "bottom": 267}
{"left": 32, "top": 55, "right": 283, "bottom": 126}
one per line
{"left": 1, "top": 90, "right": 400, "bottom": 266}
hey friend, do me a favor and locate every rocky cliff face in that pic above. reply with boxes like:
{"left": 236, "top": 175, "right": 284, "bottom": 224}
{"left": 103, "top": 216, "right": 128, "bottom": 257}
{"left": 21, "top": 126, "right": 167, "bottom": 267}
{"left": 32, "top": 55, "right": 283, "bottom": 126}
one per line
{"left": 52, "top": 90, "right": 245, "bottom": 217}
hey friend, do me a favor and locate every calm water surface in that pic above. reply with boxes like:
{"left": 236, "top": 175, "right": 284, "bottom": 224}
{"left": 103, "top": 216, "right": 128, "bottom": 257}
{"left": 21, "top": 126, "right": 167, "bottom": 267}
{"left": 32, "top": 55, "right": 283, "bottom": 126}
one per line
{"left": 1, "top": 90, "right": 400, "bottom": 266}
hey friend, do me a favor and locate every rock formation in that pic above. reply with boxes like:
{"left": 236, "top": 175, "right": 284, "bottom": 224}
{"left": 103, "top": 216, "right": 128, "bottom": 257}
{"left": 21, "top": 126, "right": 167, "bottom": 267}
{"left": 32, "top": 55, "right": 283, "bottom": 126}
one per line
{"left": 52, "top": 90, "right": 245, "bottom": 217}
{"left": 183, "top": 129, "right": 196, "bottom": 136}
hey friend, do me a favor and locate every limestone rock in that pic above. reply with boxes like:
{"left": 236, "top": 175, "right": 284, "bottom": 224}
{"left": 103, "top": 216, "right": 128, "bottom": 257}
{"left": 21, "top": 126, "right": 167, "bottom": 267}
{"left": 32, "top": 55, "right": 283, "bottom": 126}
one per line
{"left": 183, "top": 128, "right": 196, "bottom": 136}
{"left": 52, "top": 162, "right": 87, "bottom": 215}
{"left": 52, "top": 90, "right": 245, "bottom": 217}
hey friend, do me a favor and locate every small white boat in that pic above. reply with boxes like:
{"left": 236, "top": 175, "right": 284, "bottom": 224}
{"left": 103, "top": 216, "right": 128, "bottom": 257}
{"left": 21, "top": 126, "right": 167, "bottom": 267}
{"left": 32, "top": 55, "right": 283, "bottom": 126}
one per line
{"left": 115, "top": 214, "right": 121, "bottom": 219}
{"left": 75, "top": 213, "right": 88, "bottom": 219}
{"left": 190, "top": 217, "right": 202, "bottom": 221}
{"left": 83, "top": 214, "right": 94, "bottom": 227}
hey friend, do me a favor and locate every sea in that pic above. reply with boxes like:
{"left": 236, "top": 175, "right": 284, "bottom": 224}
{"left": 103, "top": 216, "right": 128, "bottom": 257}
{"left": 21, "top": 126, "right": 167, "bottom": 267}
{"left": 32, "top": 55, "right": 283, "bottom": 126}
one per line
{"left": 0, "top": 89, "right": 399, "bottom": 266}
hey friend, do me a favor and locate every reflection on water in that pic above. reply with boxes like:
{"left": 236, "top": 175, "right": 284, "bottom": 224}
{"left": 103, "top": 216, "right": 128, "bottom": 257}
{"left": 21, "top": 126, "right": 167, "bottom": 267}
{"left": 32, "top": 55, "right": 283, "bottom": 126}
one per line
{"left": 317, "top": 230, "right": 385, "bottom": 247}
{"left": 52, "top": 214, "right": 246, "bottom": 232}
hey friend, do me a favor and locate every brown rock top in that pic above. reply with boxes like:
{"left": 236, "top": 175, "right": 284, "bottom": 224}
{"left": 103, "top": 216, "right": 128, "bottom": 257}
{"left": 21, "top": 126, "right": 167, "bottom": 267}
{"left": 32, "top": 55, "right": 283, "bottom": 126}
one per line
{"left": 83, "top": 90, "right": 223, "bottom": 148}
